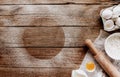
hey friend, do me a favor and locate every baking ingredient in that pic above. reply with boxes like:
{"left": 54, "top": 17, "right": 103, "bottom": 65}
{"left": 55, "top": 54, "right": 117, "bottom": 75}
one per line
{"left": 85, "top": 39, "right": 120, "bottom": 77}
{"left": 116, "top": 18, "right": 120, "bottom": 26}
{"left": 104, "top": 20, "right": 114, "bottom": 31}
{"left": 113, "top": 5, "right": 120, "bottom": 16}
{"left": 86, "top": 61, "right": 96, "bottom": 72}
{"left": 72, "top": 69, "right": 88, "bottom": 77}
{"left": 100, "top": 4, "right": 120, "bottom": 31}
{"left": 105, "top": 33, "right": 120, "bottom": 60}
{"left": 101, "top": 9, "right": 113, "bottom": 19}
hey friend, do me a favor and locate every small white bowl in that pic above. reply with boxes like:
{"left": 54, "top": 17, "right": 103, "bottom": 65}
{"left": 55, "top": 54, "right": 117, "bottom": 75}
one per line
{"left": 105, "top": 33, "right": 120, "bottom": 60}
{"left": 72, "top": 69, "right": 88, "bottom": 77}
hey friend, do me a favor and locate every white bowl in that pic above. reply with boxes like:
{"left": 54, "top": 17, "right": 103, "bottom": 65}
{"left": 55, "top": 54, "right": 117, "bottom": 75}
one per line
{"left": 72, "top": 69, "right": 88, "bottom": 77}
{"left": 105, "top": 33, "right": 120, "bottom": 60}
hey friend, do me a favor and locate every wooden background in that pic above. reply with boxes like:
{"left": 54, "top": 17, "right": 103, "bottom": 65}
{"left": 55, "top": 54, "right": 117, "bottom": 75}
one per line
{"left": 0, "top": 0, "right": 119, "bottom": 77}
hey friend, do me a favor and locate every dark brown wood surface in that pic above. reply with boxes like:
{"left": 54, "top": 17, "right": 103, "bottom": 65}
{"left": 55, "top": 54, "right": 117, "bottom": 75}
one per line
{"left": 0, "top": 0, "right": 119, "bottom": 77}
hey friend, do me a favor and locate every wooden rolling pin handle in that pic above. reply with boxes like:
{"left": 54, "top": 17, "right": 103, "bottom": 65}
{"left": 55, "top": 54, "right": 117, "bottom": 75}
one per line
{"left": 95, "top": 52, "right": 120, "bottom": 77}
{"left": 85, "top": 39, "right": 98, "bottom": 55}
{"left": 85, "top": 39, "right": 120, "bottom": 77}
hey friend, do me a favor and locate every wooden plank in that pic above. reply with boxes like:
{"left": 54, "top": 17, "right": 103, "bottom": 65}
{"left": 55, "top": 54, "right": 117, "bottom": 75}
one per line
{"left": 0, "top": 67, "right": 74, "bottom": 77}
{"left": 25, "top": 48, "right": 65, "bottom": 59}
{"left": 0, "top": 5, "right": 113, "bottom": 15}
{"left": 0, "top": 27, "right": 100, "bottom": 47}
{"left": 0, "top": 5, "right": 108, "bottom": 27}
{"left": 0, "top": 15, "right": 101, "bottom": 27}
{"left": 0, "top": 48, "right": 86, "bottom": 67}
{"left": 0, "top": 0, "right": 116, "bottom": 4}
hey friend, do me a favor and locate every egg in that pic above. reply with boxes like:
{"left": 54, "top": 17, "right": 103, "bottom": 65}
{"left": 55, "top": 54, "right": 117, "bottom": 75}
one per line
{"left": 113, "top": 5, "right": 120, "bottom": 17}
{"left": 116, "top": 18, "right": 120, "bottom": 26}
{"left": 86, "top": 61, "right": 96, "bottom": 72}
{"left": 112, "top": 15, "right": 119, "bottom": 19}
{"left": 101, "top": 9, "right": 113, "bottom": 19}
{"left": 104, "top": 20, "right": 115, "bottom": 31}
{"left": 72, "top": 69, "right": 88, "bottom": 77}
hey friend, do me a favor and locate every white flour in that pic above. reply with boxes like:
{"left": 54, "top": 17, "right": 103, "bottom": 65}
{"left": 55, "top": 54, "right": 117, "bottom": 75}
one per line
{"left": 105, "top": 33, "right": 120, "bottom": 60}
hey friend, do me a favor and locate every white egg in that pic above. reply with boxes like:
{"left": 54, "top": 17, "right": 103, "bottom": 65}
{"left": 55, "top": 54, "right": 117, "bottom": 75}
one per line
{"left": 112, "top": 14, "right": 119, "bottom": 19}
{"left": 104, "top": 20, "right": 115, "bottom": 31}
{"left": 113, "top": 5, "right": 120, "bottom": 16}
{"left": 72, "top": 70, "right": 88, "bottom": 77}
{"left": 101, "top": 9, "right": 113, "bottom": 19}
{"left": 116, "top": 18, "right": 120, "bottom": 26}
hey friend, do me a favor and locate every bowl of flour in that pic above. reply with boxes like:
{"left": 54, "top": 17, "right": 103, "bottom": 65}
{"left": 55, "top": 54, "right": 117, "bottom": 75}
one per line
{"left": 105, "top": 33, "right": 120, "bottom": 60}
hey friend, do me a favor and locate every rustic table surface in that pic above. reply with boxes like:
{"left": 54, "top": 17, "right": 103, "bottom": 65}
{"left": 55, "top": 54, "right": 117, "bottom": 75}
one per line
{"left": 0, "top": 0, "right": 119, "bottom": 77}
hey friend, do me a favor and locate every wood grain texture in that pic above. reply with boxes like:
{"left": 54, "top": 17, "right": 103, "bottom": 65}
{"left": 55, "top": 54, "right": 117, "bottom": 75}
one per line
{"left": 0, "top": 0, "right": 118, "bottom": 77}
{"left": 0, "top": 67, "right": 74, "bottom": 77}
{"left": 0, "top": 48, "right": 86, "bottom": 67}
{"left": 0, "top": 0, "right": 117, "bottom": 4}
{"left": 0, "top": 27, "right": 100, "bottom": 47}
{"left": 0, "top": 5, "right": 116, "bottom": 27}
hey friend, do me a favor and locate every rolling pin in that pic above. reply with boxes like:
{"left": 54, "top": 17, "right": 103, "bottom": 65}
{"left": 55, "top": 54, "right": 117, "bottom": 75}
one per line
{"left": 85, "top": 39, "right": 120, "bottom": 77}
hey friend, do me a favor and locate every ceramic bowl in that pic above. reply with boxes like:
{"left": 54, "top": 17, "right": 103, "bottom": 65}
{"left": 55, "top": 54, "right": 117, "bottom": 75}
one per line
{"left": 71, "top": 69, "right": 88, "bottom": 77}
{"left": 105, "top": 33, "right": 120, "bottom": 60}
